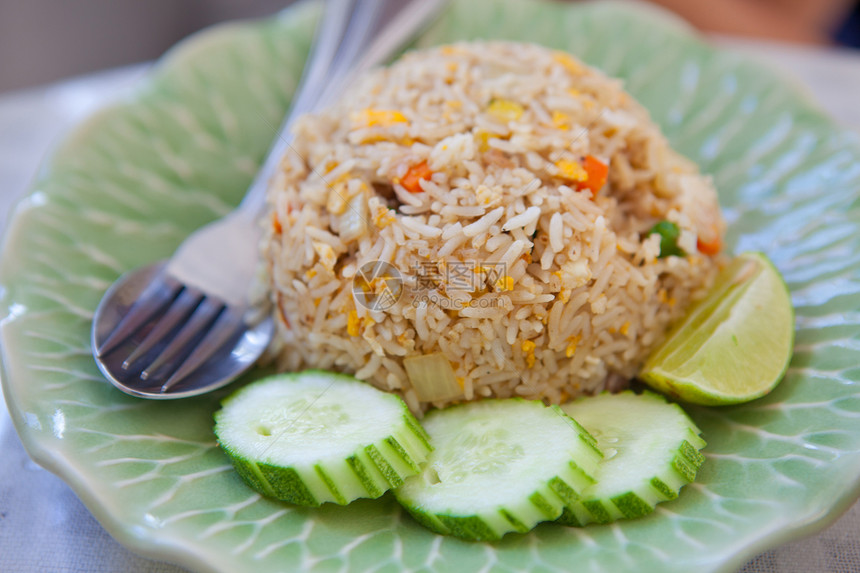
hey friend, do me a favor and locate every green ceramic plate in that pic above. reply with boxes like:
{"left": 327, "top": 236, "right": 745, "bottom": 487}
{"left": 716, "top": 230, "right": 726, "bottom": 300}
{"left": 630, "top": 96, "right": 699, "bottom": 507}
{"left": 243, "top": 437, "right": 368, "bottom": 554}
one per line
{"left": 3, "top": 0, "right": 860, "bottom": 571}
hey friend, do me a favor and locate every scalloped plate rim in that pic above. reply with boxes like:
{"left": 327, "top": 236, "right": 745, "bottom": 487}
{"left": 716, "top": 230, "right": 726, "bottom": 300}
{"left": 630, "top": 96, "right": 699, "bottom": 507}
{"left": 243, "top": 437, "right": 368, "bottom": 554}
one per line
{"left": 0, "top": 389, "right": 225, "bottom": 573}
{"left": 1, "top": 1, "right": 859, "bottom": 572}
{"left": 0, "top": 13, "right": 307, "bottom": 573}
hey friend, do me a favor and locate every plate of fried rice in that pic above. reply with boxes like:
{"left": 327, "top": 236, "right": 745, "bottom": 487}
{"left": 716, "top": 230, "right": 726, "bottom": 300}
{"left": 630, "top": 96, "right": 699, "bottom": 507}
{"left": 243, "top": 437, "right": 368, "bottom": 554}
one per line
{"left": 2, "top": 0, "right": 860, "bottom": 572}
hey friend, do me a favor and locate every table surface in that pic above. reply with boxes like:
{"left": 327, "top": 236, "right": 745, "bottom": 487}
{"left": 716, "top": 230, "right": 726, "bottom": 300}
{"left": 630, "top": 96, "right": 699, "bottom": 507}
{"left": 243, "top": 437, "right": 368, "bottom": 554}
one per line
{"left": 1, "top": 36, "right": 860, "bottom": 573}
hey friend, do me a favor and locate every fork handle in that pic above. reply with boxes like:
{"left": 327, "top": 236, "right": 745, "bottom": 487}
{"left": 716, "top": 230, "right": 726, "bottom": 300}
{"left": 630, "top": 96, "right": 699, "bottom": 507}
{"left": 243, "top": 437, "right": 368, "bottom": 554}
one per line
{"left": 237, "top": 0, "right": 447, "bottom": 218}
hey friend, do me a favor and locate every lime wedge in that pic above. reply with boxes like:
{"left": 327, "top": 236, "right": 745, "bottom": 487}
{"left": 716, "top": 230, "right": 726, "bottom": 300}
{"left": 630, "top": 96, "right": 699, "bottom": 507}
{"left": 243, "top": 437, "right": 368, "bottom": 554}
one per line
{"left": 640, "top": 252, "right": 794, "bottom": 406}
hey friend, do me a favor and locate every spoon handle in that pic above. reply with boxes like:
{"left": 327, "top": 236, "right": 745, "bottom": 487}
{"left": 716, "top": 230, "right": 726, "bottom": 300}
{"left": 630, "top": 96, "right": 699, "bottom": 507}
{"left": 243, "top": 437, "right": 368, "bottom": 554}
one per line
{"left": 238, "top": 0, "right": 447, "bottom": 217}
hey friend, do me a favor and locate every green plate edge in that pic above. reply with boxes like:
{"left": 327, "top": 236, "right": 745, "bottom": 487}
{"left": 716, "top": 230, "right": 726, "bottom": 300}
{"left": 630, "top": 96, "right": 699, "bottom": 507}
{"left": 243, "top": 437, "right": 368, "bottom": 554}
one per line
{"left": 2, "top": 0, "right": 860, "bottom": 572}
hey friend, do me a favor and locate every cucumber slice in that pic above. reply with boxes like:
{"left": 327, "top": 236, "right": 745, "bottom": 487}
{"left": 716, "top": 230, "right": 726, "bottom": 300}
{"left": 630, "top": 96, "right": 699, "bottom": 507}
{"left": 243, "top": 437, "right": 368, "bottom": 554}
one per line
{"left": 394, "top": 399, "right": 603, "bottom": 541}
{"left": 558, "top": 391, "right": 705, "bottom": 526}
{"left": 214, "top": 370, "right": 432, "bottom": 506}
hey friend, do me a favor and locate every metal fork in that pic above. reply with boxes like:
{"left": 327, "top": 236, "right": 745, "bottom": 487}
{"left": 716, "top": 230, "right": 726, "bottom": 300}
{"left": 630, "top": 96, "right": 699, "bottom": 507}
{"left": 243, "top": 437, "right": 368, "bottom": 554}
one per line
{"left": 92, "top": 0, "right": 446, "bottom": 399}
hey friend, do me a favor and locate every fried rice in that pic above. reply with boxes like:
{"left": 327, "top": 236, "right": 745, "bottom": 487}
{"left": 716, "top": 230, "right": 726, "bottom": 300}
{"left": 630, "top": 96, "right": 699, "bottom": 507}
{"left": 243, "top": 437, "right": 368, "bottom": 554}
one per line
{"left": 262, "top": 41, "right": 725, "bottom": 413}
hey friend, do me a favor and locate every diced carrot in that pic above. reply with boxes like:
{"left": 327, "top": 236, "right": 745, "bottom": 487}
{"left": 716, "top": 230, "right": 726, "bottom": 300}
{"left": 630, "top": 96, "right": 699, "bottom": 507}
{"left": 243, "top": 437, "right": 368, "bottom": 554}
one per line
{"left": 697, "top": 235, "right": 722, "bottom": 256}
{"left": 400, "top": 160, "right": 433, "bottom": 193}
{"left": 579, "top": 155, "right": 608, "bottom": 195}
{"left": 272, "top": 213, "right": 282, "bottom": 234}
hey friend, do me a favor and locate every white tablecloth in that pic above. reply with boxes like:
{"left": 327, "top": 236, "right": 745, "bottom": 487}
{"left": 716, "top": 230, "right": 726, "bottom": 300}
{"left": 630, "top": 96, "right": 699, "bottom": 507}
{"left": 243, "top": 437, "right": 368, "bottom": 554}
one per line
{"left": 1, "top": 38, "right": 860, "bottom": 573}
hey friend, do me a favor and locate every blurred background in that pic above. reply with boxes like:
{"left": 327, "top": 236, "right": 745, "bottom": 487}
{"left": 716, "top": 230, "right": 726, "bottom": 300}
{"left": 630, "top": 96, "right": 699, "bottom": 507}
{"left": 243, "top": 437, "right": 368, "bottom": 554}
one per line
{"left": 0, "top": 0, "right": 286, "bottom": 93}
{"left": 1, "top": 0, "right": 858, "bottom": 94}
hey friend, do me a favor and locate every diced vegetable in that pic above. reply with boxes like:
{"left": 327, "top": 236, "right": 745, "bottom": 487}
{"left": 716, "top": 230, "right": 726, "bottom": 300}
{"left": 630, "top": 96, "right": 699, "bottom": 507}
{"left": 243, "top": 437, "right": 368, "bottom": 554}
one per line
{"left": 555, "top": 156, "right": 608, "bottom": 197}
{"left": 696, "top": 234, "right": 722, "bottom": 256}
{"left": 400, "top": 161, "right": 434, "bottom": 193}
{"left": 521, "top": 340, "right": 536, "bottom": 368}
{"left": 580, "top": 155, "right": 609, "bottom": 194}
{"left": 403, "top": 353, "right": 462, "bottom": 402}
{"left": 494, "top": 275, "right": 514, "bottom": 291}
{"left": 347, "top": 310, "right": 361, "bottom": 337}
{"left": 487, "top": 99, "right": 524, "bottom": 122}
{"left": 555, "top": 159, "right": 588, "bottom": 183}
{"left": 475, "top": 130, "right": 495, "bottom": 153}
{"left": 551, "top": 110, "right": 571, "bottom": 129}
{"left": 352, "top": 109, "right": 409, "bottom": 127}
{"left": 649, "top": 221, "right": 685, "bottom": 258}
